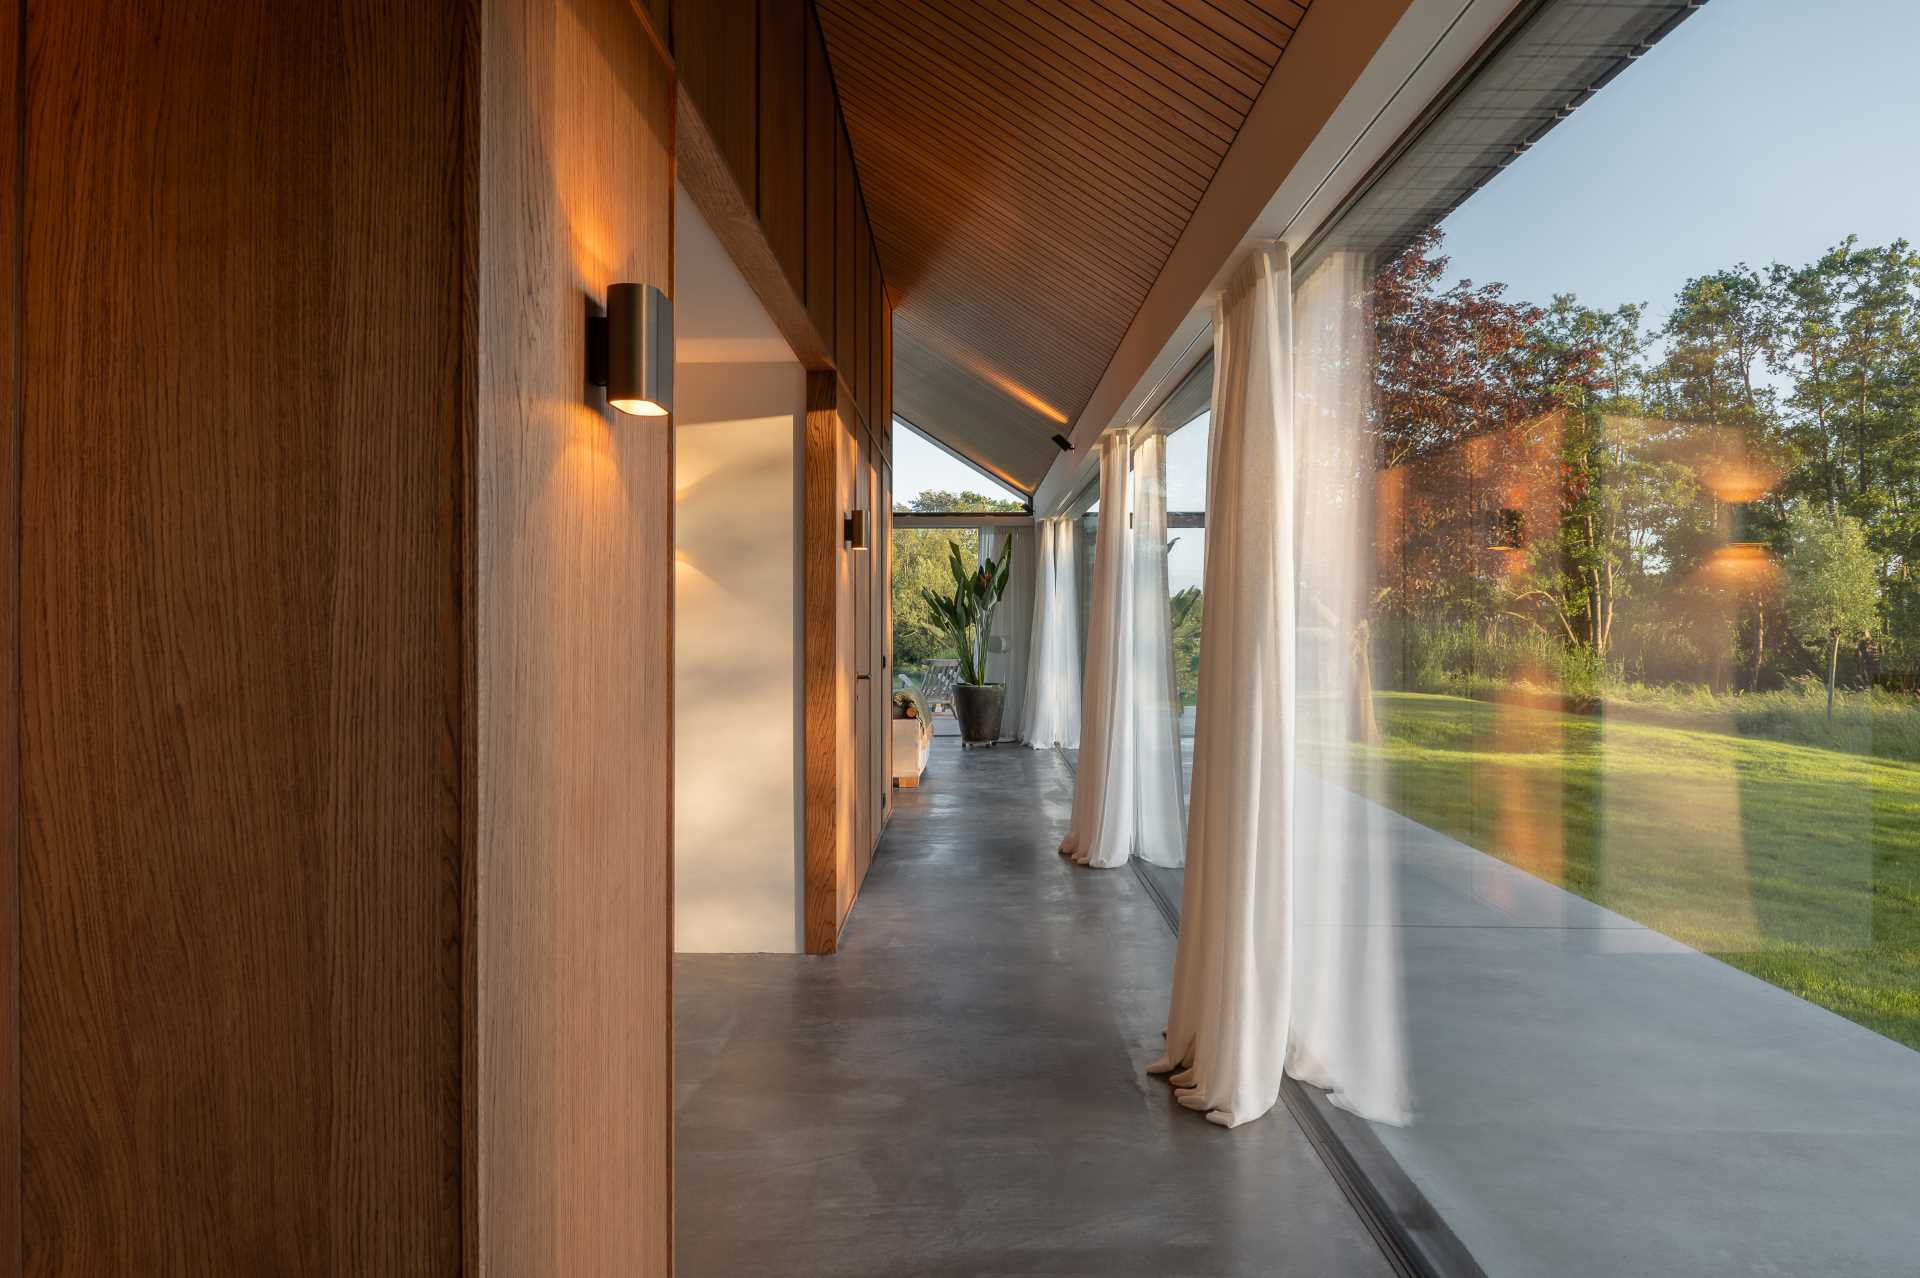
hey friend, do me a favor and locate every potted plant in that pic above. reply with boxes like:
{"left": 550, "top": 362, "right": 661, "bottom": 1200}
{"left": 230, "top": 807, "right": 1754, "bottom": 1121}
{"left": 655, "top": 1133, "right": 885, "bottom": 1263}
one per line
{"left": 891, "top": 684, "right": 933, "bottom": 786}
{"left": 920, "top": 542, "right": 1012, "bottom": 746}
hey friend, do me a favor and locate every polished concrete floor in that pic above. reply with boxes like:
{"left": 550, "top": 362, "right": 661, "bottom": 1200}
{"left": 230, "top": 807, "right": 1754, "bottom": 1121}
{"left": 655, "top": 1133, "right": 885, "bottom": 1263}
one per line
{"left": 674, "top": 740, "right": 1392, "bottom": 1277}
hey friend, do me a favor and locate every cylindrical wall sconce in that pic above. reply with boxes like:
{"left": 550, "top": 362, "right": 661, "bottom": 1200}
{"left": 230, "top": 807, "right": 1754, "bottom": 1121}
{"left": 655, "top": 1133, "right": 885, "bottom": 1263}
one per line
{"left": 587, "top": 283, "right": 673, "bottom": 417}
{"left": 843, "top": 509, "right": 870, "bottom": 550}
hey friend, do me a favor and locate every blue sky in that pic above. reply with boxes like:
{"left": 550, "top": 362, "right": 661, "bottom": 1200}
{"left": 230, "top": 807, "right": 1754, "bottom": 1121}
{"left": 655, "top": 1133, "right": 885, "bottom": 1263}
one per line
{"left": 893, "top": 420, "right": 1024, "bottom": 508}
{"left": 1438, "top": 0, "right": 1920, "bottom": 326}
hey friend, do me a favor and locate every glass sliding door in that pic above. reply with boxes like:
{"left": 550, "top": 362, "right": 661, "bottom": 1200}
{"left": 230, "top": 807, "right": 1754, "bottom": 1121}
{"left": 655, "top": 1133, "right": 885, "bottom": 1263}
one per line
{"left": 1161, "top": 399, "right": 1209, "bottom": 803}
{"left": 1271, "top": 0, "right": 1920, "bottom": 1273}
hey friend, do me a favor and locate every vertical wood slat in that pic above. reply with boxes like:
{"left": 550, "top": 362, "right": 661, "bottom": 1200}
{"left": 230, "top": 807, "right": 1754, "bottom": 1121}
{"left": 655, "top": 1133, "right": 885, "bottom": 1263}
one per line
{"left": 475, "top": 0, "right": 675, "bottom": 1271}
{"left": 803, "top": 18, "right": 837, "bottom": 351}
{"left": 757, "top": 0, "right": 806, "bottom": 288}
{"left": 853, "top": 197, "right": 870, "bottom": 420}
{"left": 672, "top": 0, "right": 757, "bottom": 206}
{"left": 802, "top": 371, "right": 842, "bottom": 954}
{"left": 0, "top": 1, "right": 18, "bottom": 1269}
{"left": 833, "top": 122, "right": 859, "bottom": 395}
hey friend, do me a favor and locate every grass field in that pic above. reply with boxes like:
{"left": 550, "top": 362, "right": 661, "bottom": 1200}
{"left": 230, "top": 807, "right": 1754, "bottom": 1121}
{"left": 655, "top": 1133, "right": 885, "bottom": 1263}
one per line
{"left": 1352, "top": 692, "right": 1920, "bottom": 1051}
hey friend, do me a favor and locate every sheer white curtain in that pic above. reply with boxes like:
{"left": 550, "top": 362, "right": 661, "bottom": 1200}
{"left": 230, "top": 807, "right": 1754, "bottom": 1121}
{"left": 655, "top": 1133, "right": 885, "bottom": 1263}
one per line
{"left": 1130, "top": 433, "right": 1187, "bottom": 867}
{"left": 1059, "top": 433, "right": 1134, "bottom": 868}
{"left": 1020, "top": 517, "right": 1081, "bottom": 749}
{"left": 1287, "top": 252, "right": 1408, "bottom": 1124}
{"left": 1150, "top": 243, "right": 1408, "bottom": 1128}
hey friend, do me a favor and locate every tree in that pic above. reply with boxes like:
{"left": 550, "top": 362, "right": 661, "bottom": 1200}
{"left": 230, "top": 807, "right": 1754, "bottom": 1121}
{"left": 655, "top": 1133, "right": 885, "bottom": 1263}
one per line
{"left": 1170, "top": 586, "right": 1202, "bottom": 706}
{"left": 889, "top": 489, "right": 1026, "bottom": 672}
{"left": 1782, "top": 502, "right": 1880, "bottom": 720}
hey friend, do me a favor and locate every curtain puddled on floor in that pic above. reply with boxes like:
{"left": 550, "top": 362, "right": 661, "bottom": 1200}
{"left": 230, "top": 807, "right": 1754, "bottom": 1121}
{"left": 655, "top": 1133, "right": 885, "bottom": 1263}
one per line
{"left": 1020, "top": 517, "right": 1081, "bottom": 750}
{"left": 1151, "top": 244, "right": 1408, "bottom": 1128}
{"left": 1130, "top": 432, "right": 1188, "bottom": 867}
{"left": 1059, "top": 433, "right": 1135, "bottom": 868}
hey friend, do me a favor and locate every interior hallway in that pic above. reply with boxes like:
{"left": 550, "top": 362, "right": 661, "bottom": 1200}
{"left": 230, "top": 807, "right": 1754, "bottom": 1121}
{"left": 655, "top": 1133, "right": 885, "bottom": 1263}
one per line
{"left": 674, "top": 740, "right": 1391, "bottom": 1276}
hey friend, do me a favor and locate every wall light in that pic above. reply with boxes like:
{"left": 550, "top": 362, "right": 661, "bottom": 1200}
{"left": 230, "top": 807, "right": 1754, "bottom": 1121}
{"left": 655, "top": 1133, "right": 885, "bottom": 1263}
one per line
{"left": 1050, "top": 433, "right": 1073, "bottom": 452}
{"left": 587, "top": 283, "right": 673, "bottom": 417}
{"left": 843, "top": 509, "right": 870, "bottom": 550}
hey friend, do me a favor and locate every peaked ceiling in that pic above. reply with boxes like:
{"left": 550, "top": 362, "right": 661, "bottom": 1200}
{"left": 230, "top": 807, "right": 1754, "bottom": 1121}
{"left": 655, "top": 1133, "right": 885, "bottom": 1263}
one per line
{"left": 815, "top": 0, "right": 1312, "bottom": 493}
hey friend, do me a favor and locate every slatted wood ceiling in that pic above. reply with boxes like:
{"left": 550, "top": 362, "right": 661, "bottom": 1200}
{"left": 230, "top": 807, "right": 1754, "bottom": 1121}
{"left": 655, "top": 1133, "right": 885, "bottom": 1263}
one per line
{"left": 815, "top": 0, "right": 1311, "bottom": 492}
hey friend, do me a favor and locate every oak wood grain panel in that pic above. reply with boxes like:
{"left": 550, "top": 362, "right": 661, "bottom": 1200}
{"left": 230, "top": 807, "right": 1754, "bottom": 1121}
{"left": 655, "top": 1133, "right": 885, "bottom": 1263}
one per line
{"left": 19, "top": 1, "right": 470, "bottom": 1270}
{"left": 832, "top": 123, "right": 859, "bottom": 396}
{"left": 0, "top": 3, "right": 18, "bottom": 1269}
{"left": 803, "top": 17, "right": 837, "bottom": 354}
{"left": 877, "top": 466, "right": 893, "bottom": 830}
{"left": 802, "top": 372, "right": 841, "bottom": 954}
{"left": 679, "top": 88, "right": 833, "bottom": 371}
{"left": 475, "top": 0, "right": 673, "bottom": 1271}
{"left": 835, "top": 386, "right": 861, "bottom": 928}
{"left": 758, "top": 0, "right": 807, "bottom": 292}
{"left": 854, "top": 199, "right": 870, "bottom": 420}
{"left": 814, "top": 0, "right": 1310, "bottom": 490}
{"left": 875, "top": 242, "right": 887, "bottom": 447}
{"left": 851, "top": 418, "right": 872, "bottom": 888}
{"left": 673, "top": 0, "right": 757, "bottom": 208}
{"left": 634, "top": 0, "right": 670, "bottom": 48}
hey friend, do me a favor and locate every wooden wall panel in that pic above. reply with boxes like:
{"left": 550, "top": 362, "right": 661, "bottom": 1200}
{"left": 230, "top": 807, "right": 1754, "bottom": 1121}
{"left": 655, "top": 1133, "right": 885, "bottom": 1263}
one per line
{"left": 635, "top": 0, "right": 670, "bottom": 48}
{"left": 868, "top": 244, "right": 885, "bottom": 441}
{"left": 0, "top": 3, "right": 19, "bottom": 1269}
{"left": 803, "top": 21, "right": 838, "bottom": 351}
{"left": 835, "top": 389, "right": 861, "bottom": 926}
{"left": 673, "top": 0, "right": 757, "bottom": 207}
{"left": 476, "top": 0, "right": 675, "bottom": 1271}
{"left": 833, "top": 126, "right": 860, "bottom": 401}
{"left": 758, "top": 0, "right": 806, "bottom": 289}
{"left": 802, "top": 372, "right": 842, "bottom": 953}
{"left": 801, "top": 372, "right": 893, "bottom": 953}
{"left": 853, "top": 427, "right": 875, "bottom": 886}
{"left": 854, "top": 204, "right": 871, "bottom": 422}
{"left": 18, "top": 1, "right": 469, "bottom": 1269}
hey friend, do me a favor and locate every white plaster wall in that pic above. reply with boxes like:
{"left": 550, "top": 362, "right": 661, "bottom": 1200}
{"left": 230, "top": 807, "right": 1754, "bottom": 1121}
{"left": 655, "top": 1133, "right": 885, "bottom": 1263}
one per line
{"left": 673, "top": 360, "right": 805, "bottom": 952}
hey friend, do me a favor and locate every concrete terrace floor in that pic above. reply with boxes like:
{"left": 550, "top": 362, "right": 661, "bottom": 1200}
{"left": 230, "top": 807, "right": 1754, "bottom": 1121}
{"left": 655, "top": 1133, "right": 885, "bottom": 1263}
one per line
{"left": 673, "top": 739, "right": 1392, "bottom": 1277}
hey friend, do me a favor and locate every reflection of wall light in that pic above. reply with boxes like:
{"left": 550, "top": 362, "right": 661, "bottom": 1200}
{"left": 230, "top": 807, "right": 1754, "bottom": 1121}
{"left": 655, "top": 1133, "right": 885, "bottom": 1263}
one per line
{"left": 983, "top": 369, "right": 1067, "bottom": 424}
{"left": 941, "top": 343, "right": 1069, "bottom": 423}
{"left": 1727, "top": 501, "right": 1764, "bottom": 548}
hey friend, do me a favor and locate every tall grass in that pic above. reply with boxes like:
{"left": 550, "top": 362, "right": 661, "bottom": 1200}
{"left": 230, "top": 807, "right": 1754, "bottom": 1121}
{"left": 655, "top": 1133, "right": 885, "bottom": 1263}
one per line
{"left": 1379, "top": 618, "right": 1920, "bottom": 763}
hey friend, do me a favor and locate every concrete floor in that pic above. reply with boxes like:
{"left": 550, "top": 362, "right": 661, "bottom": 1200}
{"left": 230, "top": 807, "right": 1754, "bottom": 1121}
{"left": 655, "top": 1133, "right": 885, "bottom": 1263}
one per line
{"left": 1141, "top": 766, "right": 1920, "bottom": 1276}
{"left": 674, "top": 740, "right": 1392, "bottom": 1277}
{"left": 1336, "top": 776, "right": 1920, "bottom": 1278}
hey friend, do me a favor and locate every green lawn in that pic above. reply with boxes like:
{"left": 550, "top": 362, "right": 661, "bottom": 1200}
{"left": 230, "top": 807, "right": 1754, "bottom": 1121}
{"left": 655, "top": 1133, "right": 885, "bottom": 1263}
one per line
{"left": 1350, "top": 692, "right": 1920, "bottom": 1051}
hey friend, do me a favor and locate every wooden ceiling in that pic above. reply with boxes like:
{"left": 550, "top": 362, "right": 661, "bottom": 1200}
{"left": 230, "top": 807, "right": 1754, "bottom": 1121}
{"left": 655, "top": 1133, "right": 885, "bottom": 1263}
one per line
{"left": 814, "top": 0, "right": 1311, "bottom": 492}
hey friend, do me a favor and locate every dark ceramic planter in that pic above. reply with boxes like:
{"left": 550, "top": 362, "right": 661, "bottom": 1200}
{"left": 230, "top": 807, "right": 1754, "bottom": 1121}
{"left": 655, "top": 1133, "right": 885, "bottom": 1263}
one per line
{"left": 952, "top": 684, "right": 1005, "bottom": 746}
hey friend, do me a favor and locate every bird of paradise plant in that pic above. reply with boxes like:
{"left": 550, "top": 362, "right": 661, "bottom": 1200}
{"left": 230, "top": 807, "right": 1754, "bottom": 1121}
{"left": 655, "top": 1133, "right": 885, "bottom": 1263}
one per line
{"left": 920, "top": 541, "right": 1011, "bottom": 687}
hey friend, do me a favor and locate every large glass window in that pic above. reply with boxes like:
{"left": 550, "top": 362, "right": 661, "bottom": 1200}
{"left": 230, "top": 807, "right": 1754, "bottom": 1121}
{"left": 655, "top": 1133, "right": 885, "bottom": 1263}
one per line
{"left": 890, "top": 420, "right": 1025, "bottom": 725}
{"left": 1212, "top": 0, "right": 1920, "bottom": 1272}
{"left": 1161, "top": 396, "right": 1209, "bottom": 801}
